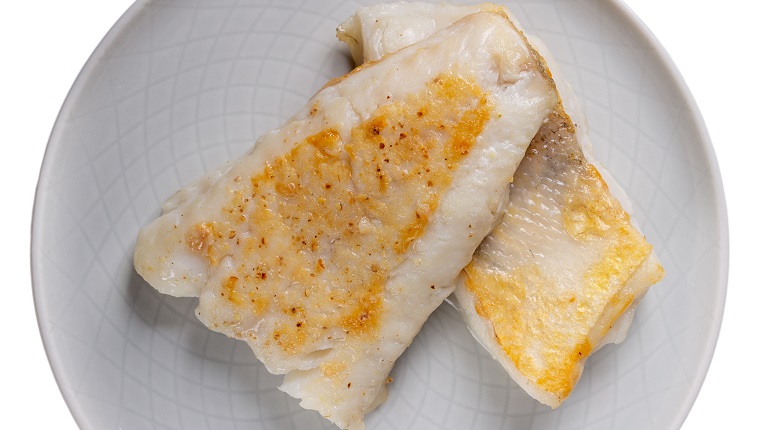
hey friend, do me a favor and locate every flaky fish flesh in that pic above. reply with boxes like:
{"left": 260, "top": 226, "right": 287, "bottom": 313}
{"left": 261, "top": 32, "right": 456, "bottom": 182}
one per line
{"left": 338, "top": 2, "right": 664, "bottom": 408}
{"left": 134, "top": 11, "right": 556, "bottom": 429}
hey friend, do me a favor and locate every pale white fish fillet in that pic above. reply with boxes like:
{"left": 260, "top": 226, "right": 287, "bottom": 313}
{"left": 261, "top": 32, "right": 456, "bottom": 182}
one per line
{"left": 134, "top": 11, "right": 556, "bottom": 430}
{"left": 338, "top": 2, "right": 664, "bottom": 408}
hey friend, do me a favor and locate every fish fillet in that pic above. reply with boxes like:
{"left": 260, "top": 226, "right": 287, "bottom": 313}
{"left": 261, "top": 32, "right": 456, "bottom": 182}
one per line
{"left": 338, "top": 2, "right": 664, "bottom": 408}
{"left": 134, "top": 11, "right": 556, "bottom": 429}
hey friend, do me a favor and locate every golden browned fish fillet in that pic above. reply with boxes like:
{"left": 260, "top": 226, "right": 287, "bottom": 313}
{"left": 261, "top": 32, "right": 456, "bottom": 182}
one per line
{"left": 134, "top": 11, "right": 557, "bottom": 429}
{"left": 458, "top": 109, "right": 664, "bottom": 407}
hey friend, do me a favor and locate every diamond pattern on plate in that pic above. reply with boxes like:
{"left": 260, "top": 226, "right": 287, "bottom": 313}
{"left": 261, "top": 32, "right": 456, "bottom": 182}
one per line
{"left": 32, "top": 0, "right": 727, "bottom": 429}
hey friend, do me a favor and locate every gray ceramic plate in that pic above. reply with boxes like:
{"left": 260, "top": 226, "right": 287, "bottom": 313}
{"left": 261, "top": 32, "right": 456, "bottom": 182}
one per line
{"left": 32, "top": 1, "right": 727, "bottom": 429}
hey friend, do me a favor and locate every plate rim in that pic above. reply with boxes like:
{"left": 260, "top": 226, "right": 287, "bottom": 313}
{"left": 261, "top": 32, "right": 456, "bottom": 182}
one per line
{"left": 31, "top": 1, "right": 153, "bottom": 428}
{"left": 607, "top": 0, "right": 729, "bottom": 426}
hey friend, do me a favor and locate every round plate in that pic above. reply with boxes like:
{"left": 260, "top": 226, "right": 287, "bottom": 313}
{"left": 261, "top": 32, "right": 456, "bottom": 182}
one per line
{"left": 32, "top": 1, "right": 728, "bottom": 429}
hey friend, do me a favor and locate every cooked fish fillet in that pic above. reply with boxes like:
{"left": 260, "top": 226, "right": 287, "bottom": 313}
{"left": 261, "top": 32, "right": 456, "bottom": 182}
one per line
{"left": 460, "top": 111, "right": 664, "bottom": 407}
{"left": 134, "top": 11, "right": 556, "bottom": 429}
{"left": 338, "top": 2, "right": 664, "bottom": 408}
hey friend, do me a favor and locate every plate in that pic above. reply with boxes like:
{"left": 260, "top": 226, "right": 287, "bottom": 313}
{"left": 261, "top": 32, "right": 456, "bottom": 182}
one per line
{"left": 32, "top": 1, "right": 728, "bottom": 429}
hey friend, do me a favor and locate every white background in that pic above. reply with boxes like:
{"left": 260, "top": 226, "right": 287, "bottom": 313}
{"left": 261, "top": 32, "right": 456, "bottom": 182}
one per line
{"left": 2, "top": 0, "right": 756, "bottom": 428}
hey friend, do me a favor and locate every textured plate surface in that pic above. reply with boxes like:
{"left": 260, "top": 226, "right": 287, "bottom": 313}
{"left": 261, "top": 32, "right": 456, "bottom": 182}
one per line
{"left": 32, "top": 0, "right": 727, "bottom": 429}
